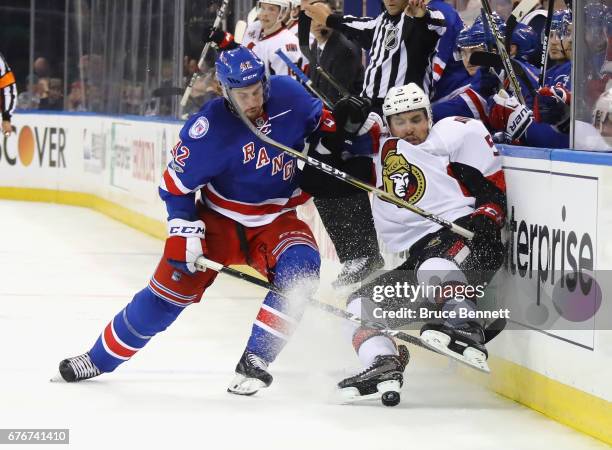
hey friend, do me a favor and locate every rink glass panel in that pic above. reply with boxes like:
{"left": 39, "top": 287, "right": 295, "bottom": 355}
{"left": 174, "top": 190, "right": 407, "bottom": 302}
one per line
{"left": 0, "top": 0, "right": 187, "bottom": 118}
{"left": 4, "top": 0, "right": 610, "bottom": 150}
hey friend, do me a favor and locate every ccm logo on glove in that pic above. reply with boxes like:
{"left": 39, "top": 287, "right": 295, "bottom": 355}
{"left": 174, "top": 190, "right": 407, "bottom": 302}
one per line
{"left": 169, "top": 225, "right": 205, "bottom": 235}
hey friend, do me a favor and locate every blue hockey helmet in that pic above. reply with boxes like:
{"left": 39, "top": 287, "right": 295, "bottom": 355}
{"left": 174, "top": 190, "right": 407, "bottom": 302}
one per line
{"left": 511, "top": 23, "right": 539, "bottom": 61}
{"left": 551, "top": 9, "right": 573, "bottom": 38}
{"left": 457, "top": 20, "right": 505, "bottom": 49}
{"left": 473, "top": 11, "right": 505, "bottom": 28}
{"left": 215, "top": 46, "right": 270, "bottom": 103}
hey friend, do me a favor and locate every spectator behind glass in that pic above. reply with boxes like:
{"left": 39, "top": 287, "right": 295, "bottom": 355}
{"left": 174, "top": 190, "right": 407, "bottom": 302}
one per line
{"left": 17, "top": 74, "right": 41, "bottom": 109}
{"left": 67, "top": 81, "right": 86, "bottom": 112}
{"left": 120, "top": 81, "right": 144, "bottom": 115}
{"left": 183, "top": 69, "right": 222, "bottom": 117}
{"left": 38, "top": 77, "right": 63, "bottom": 111}
{"left": 184, "top": 57, "right": 199, "bottom": 84}
{"left": 33, "top": 57, "right": 51, "bottom": 79}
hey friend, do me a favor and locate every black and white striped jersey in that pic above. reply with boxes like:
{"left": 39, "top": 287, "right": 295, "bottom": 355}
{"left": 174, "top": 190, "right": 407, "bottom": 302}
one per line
{"left": 0, "top": 52, "right": 17, "bottom": 121}
{"left": 326, "top": 8, "right": 445, "bottom": 106}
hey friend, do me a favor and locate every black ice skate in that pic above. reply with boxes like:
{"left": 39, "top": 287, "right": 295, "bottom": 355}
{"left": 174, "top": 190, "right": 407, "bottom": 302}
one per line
{"left": 227, "top": 350, "right": 273, "bottom": 396}
{"left": 52, "top": 353, "right": 101, "bottom": 382}
{"left": 420, "top": 321, "right": 490, "bottom": 373}
{"left": 337, "top": 346, "right": 409, "bottom": 407}
{"left": 332, "top": 254, "right": 385, "bottom": 287}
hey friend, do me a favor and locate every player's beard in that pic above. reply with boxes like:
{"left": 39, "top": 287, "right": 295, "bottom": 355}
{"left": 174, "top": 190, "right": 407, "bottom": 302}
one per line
{"left": 245, "top": 105, "right": 264, "bottom": 121}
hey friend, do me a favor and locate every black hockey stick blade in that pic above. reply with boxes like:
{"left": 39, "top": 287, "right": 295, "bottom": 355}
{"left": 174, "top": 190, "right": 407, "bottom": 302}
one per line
{"left": 538, "top": 0, "right": 557, "bottom": 88}
{"left": 470, "top": 51, "right": 503, "bottom": 70}
{"left": 298, "top": 11, "right": 315, "bottom": 63}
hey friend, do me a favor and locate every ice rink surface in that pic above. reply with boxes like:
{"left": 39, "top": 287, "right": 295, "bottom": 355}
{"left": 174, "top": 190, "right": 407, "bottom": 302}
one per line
{"left": 0, "top": 200, "right": 608, "bottom": 450}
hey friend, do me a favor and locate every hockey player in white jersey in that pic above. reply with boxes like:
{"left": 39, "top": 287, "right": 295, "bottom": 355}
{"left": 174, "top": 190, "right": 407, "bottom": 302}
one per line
{"left": 285, "top": 0, "right": 301, "bottom": 35}
{"left": 242, "top": 0, "right": 305, "bottom": 75}
{"left": 337, "top": 83, "right": 506, "bottom": 405}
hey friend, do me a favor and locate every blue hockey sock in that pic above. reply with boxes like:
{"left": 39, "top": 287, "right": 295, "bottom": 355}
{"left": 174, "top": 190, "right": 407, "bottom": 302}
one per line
{"left": 246, "top": 245, "right": 320, "bottom": 363}
{"left": 89, "top": 287, "right": 185, "bottom": 373}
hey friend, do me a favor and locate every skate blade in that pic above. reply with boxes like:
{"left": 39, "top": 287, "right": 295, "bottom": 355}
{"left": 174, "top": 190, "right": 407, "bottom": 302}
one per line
{"left": 332, "top": 269, "right": 381, "bottom": 290}
{"left": 420, "top": 330, "right": 490, "bottom": 373}
{"left": 49, "top": 372, "right": 67, "bottom": 383}
{"left": 336, "top": 380, "right": 401, "bottom": 404}
{"left": 227, "top": 374, "right": 267, "bottom": 396}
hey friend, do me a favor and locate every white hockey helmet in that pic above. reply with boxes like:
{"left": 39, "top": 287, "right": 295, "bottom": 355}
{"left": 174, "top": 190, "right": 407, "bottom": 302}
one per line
{"left": 592, "top": 85, "right": 612, "bottom": 133}
{"left": 382, "top": 83, "right": 433, "bottom": 129}
{"left": 257, "top": 0, "right": 291, "bottom": 23}
{"left": 288, "top": 0, "right": 301, "bottom": 8}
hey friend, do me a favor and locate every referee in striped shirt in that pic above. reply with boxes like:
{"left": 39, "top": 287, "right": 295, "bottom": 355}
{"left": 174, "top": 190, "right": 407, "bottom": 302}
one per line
{"left": 302, "top": 0, "right": 445, "bottom": 112}
{"left": 0, "top": 52, "right": 18, "bottom": 136}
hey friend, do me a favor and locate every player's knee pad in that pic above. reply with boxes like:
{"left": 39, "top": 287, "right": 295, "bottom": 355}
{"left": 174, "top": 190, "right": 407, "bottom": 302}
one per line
{"left": 273, "top": 245, "right": 320, "bottom": 294}
{"left": 125, "top": 287, "right": 185, "bottom": 337}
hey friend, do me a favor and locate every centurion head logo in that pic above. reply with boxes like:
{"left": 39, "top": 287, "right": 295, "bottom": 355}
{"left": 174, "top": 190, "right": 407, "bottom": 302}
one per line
{"left": 381, "top": 140, "right": 425, "bottom": 204}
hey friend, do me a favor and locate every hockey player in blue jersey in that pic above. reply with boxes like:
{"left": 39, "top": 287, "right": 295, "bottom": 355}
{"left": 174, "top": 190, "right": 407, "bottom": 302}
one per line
{"left": 432, "top": 19, "right": 539, "bottom": 124}
{"left": 432, "top": 20, "right": 502, "bottom": 124}
{"left": 491, "top": 9, "right": 572, "bottom": 148}
{"left": 55, "top": 47, "right": 337, "bottom": 395}
{"left": 545, "top": 9, "right": 572, "bottom": 89}
{"left": 426, "top": 0, "right": 470, "bottom": 103}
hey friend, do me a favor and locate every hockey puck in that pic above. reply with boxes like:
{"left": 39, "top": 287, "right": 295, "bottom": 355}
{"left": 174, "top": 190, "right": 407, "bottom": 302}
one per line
{"left": 381, "top": 391, "right": 400, "bottom": 407}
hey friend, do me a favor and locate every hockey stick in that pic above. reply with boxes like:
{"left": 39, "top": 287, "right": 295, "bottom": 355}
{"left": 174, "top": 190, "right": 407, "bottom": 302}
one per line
{"left": 234, "top": 20, "right": 248, "bottom": 44}
{"left": 298, "top": 10, "right": 315, "bottom": 62}
{"left": 480, "top": 0, "right": 526, "bottom": 105}
{"left": 247, "top": 6, "right": 258, "bottom": 24}
{"left": 504, "top": 0, "right": 539, "bottom": 52}
{"left": 181, "top": 0, "right": 229, "bottom": 107}
{"left": 538, "top": 0, "right": 557, "bottom": 88}
{"left": 195, "top": 256, "right": 504, "bottom": 373}
{"left": 315, "top": 67, "right": 350, "bottom": 98}
{"left": 481, "top": 8, "right": 494, "bottom": 53}
{"left": 275, "top": 49, "right": 334, "bottom": 109}
{"left": 295, "top": 9, "right": 350, "bottom": 99}
{"left": 226, "top": 90, "right": 474, "bottom": 240}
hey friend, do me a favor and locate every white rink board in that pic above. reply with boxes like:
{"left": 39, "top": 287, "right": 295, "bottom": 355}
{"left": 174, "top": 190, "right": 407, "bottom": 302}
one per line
{"left": 1, "top": 112, "right": 610, "bottom": 417}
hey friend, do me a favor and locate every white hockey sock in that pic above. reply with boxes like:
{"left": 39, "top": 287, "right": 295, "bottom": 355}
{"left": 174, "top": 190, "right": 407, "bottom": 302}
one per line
{"left": 357, "top": 335, "right": 398, "bottom": 367}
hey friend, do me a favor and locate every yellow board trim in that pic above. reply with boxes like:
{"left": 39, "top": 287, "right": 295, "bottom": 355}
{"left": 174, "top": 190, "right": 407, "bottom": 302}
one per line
{"left": 0, "top": 186, "right": 166, "bottom": 239}
{"left": 1, "top": 186, "right": 610, "bottom": 444}
{"left": 462, "top": 357, "right": 612, "bottom": 445}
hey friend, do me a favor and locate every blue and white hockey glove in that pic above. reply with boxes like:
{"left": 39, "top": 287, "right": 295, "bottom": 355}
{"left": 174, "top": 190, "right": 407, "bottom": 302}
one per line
{"left": 165, "top": 218, "right": 207, "bottom": 274}
{"left": 489, "top": 90, "right": 533, "bottom": 142}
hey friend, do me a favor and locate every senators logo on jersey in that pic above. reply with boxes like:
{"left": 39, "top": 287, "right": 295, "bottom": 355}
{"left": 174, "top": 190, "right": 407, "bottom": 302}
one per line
{"left": 381, "top": 139, "right": 426, "bottom": 205}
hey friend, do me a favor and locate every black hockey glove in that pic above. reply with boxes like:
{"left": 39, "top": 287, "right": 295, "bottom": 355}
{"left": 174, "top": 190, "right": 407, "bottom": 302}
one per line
{"left": 333, "top": 95, "right": 372, "bottom": 136}
{"left": 479, "top": 68, "right": 501, "bottom": 98}
{"left": 202, "top": 26, "right": 238, "bottom": 50}
{"left": 468, "top": 204, "right": 504, "bottom": 247}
